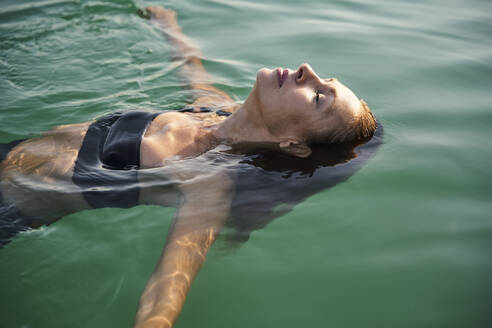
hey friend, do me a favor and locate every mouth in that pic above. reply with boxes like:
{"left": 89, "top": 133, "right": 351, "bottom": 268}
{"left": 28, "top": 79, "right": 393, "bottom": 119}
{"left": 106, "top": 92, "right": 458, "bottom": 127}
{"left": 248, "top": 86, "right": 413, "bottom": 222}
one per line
{"left": 276, "top": 68, "right": 289, "bottom": 88}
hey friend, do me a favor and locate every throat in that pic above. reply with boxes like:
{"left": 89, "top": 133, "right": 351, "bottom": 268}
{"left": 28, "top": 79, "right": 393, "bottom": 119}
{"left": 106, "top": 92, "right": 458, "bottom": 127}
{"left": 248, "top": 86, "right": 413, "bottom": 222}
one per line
{"left": 214, "top": 106, "right": 277, "bottom": 145}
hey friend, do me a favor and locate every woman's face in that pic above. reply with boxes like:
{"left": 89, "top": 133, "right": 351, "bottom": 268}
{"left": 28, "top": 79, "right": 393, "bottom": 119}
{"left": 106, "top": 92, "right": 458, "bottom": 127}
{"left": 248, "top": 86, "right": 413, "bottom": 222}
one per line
{"left": 254, "top": 63, "right": 362, "bottom": 142}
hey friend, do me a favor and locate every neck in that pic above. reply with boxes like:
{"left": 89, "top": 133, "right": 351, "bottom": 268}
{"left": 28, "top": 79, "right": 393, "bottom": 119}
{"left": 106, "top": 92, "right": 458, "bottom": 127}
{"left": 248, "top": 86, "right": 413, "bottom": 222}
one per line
{"left": 213, "top": 85, "right": 278, "bottom": 145}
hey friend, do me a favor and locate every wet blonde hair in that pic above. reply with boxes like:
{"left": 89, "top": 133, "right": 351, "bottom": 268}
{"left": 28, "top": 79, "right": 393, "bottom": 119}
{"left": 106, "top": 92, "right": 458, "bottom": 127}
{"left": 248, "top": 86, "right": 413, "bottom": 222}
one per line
{"left": 309, "top": 99, "right": 377, "bottom": 145}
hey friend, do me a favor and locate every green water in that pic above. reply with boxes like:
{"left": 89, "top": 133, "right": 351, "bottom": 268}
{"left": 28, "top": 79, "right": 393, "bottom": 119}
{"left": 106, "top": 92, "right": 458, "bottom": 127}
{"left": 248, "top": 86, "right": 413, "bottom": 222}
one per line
{"left": 1, "top": 0, "right": 492, "bottom": 327}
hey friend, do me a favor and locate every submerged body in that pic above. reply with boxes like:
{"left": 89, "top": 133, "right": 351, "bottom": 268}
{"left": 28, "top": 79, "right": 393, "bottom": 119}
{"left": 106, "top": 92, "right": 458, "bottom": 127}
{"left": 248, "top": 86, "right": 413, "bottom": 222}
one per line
{"left": 0, "top": 6, "right": 380, "bottom": 328}
{"left": 0, "top": 108, "right": 232, "bottom": 223}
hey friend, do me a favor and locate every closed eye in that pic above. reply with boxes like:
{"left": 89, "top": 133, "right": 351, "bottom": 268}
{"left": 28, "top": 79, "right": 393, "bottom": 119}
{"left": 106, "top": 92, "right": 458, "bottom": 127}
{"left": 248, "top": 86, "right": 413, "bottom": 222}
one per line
{"left": 315, "top": 90, "right": 320, "bottom": 103}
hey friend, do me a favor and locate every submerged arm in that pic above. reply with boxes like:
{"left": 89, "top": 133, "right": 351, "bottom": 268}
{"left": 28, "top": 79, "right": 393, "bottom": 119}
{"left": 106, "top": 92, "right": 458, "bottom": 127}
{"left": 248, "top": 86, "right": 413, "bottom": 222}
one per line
{"left": 134, "top": 173, "right": 232, "bottom": 328}
{"left": 141, "top": 6, "right": 235, "bottom": 108}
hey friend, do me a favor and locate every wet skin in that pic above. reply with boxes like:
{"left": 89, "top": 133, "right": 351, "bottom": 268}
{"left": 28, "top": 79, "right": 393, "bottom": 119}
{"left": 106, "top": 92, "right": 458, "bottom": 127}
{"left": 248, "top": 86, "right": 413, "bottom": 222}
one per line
{"left": 254, "top": 63, "right": 363, "bottom": 143}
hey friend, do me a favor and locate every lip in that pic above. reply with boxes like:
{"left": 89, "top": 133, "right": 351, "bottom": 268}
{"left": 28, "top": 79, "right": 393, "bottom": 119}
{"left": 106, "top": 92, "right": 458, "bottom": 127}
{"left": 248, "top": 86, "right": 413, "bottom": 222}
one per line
{"left": 276, "top": 68, "right": 290, "bottom": 88}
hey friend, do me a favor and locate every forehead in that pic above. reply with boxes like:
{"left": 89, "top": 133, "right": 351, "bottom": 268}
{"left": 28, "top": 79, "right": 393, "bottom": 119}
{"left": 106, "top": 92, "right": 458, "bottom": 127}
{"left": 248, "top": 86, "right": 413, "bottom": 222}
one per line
{"left": 324, "top": 78, "right": 361, "bottom": 116}
{"left": 324, "top": 78, "right": 350, "bottom": 92}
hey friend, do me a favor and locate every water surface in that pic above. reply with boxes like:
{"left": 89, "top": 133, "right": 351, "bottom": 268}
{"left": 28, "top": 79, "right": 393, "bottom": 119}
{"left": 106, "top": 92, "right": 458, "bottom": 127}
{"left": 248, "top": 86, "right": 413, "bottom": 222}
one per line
{"left": 1, "top": 0, "right": 491, "bottom": 327}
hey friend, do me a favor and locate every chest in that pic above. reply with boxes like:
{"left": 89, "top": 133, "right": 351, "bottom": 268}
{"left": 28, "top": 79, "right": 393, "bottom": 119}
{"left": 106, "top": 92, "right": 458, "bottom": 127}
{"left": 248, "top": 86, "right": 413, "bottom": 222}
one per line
{"left": 140, "top": 112, "right": 219, "bottom": 168}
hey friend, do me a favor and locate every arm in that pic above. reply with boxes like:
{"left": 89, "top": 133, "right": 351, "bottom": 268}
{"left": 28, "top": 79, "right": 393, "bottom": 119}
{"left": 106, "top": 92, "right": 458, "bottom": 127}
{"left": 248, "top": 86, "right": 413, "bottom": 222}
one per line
{"left": 134, "top": 173, "right": 233, "bottom": 328}
{"left": 141, "top": 6, "right": 236, "bottom": 108}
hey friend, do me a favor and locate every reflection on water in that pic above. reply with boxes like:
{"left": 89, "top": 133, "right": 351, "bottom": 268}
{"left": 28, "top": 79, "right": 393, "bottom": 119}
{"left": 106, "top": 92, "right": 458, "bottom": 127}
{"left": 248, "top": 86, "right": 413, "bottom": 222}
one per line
{"left": 226, "top": 123, "right": 383, "bottom": 243}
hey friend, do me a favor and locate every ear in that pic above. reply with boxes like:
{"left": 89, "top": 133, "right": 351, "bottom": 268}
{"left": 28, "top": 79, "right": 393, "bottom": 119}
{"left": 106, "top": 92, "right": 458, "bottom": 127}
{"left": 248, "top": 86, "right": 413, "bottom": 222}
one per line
{"left": 279, "top": 141, "right": 312, "bottom": 158}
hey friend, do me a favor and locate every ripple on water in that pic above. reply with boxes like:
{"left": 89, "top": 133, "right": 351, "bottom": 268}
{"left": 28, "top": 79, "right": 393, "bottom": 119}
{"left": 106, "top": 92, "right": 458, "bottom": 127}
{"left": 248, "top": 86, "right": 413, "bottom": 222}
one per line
{"left": 1, "top": 0, "right": 492, "bottom": 327}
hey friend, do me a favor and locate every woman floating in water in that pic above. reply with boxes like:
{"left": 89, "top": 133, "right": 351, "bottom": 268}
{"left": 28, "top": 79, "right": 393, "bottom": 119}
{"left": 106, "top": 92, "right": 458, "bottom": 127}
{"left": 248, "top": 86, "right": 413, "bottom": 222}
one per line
{"left": 0, "top": 6, "right": 380, "bottom": 328}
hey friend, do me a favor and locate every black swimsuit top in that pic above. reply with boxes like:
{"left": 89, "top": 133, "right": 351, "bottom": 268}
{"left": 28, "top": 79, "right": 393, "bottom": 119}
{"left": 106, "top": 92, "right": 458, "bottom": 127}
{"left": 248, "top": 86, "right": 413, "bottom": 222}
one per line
{"left": 72, "top": 111, "right": 159, "bottom": 208}
{"left": 72, "top": 108, "right": 231, "bottom": 209}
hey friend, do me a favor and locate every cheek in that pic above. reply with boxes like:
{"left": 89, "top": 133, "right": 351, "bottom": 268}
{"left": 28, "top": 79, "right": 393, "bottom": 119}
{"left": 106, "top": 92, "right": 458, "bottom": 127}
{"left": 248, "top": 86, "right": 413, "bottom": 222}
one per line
{"left": 281, "top": 95, "right": 312, "bottom": 124}
{"left": 258, "top": 87, "right": 316, "bottom": 136}
{"left": 265, "top": 104, "right": 312, "bottom": 137}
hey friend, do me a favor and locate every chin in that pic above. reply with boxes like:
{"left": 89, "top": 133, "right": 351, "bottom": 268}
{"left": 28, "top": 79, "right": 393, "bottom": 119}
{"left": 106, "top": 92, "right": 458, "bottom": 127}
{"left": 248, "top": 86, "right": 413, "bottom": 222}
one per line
{"left": 255, "top": 68, "right": 275, "bottom": 92}
{"left": 256, "top": 67, "right": 272, "bottom": 81}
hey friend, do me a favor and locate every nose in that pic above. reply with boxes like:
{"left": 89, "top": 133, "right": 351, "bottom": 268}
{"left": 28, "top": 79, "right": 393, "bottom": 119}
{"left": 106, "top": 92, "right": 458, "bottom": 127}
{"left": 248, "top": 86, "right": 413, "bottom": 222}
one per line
{"left": 295, "top": 63, "right": 319, "bottom": 84}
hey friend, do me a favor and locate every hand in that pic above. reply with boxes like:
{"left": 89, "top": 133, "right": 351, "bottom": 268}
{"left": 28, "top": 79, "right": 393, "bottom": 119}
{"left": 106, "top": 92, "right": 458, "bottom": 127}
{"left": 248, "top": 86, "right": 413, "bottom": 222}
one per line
{"left": 138, "top": 6, "right": 178, "bottom": 27}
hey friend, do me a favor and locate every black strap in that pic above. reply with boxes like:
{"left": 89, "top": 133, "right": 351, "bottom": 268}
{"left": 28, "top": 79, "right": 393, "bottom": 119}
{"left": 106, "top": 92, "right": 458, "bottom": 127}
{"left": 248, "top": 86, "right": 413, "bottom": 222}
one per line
{"left": 178, "top": 106, "right": 231, "bottom": 116}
